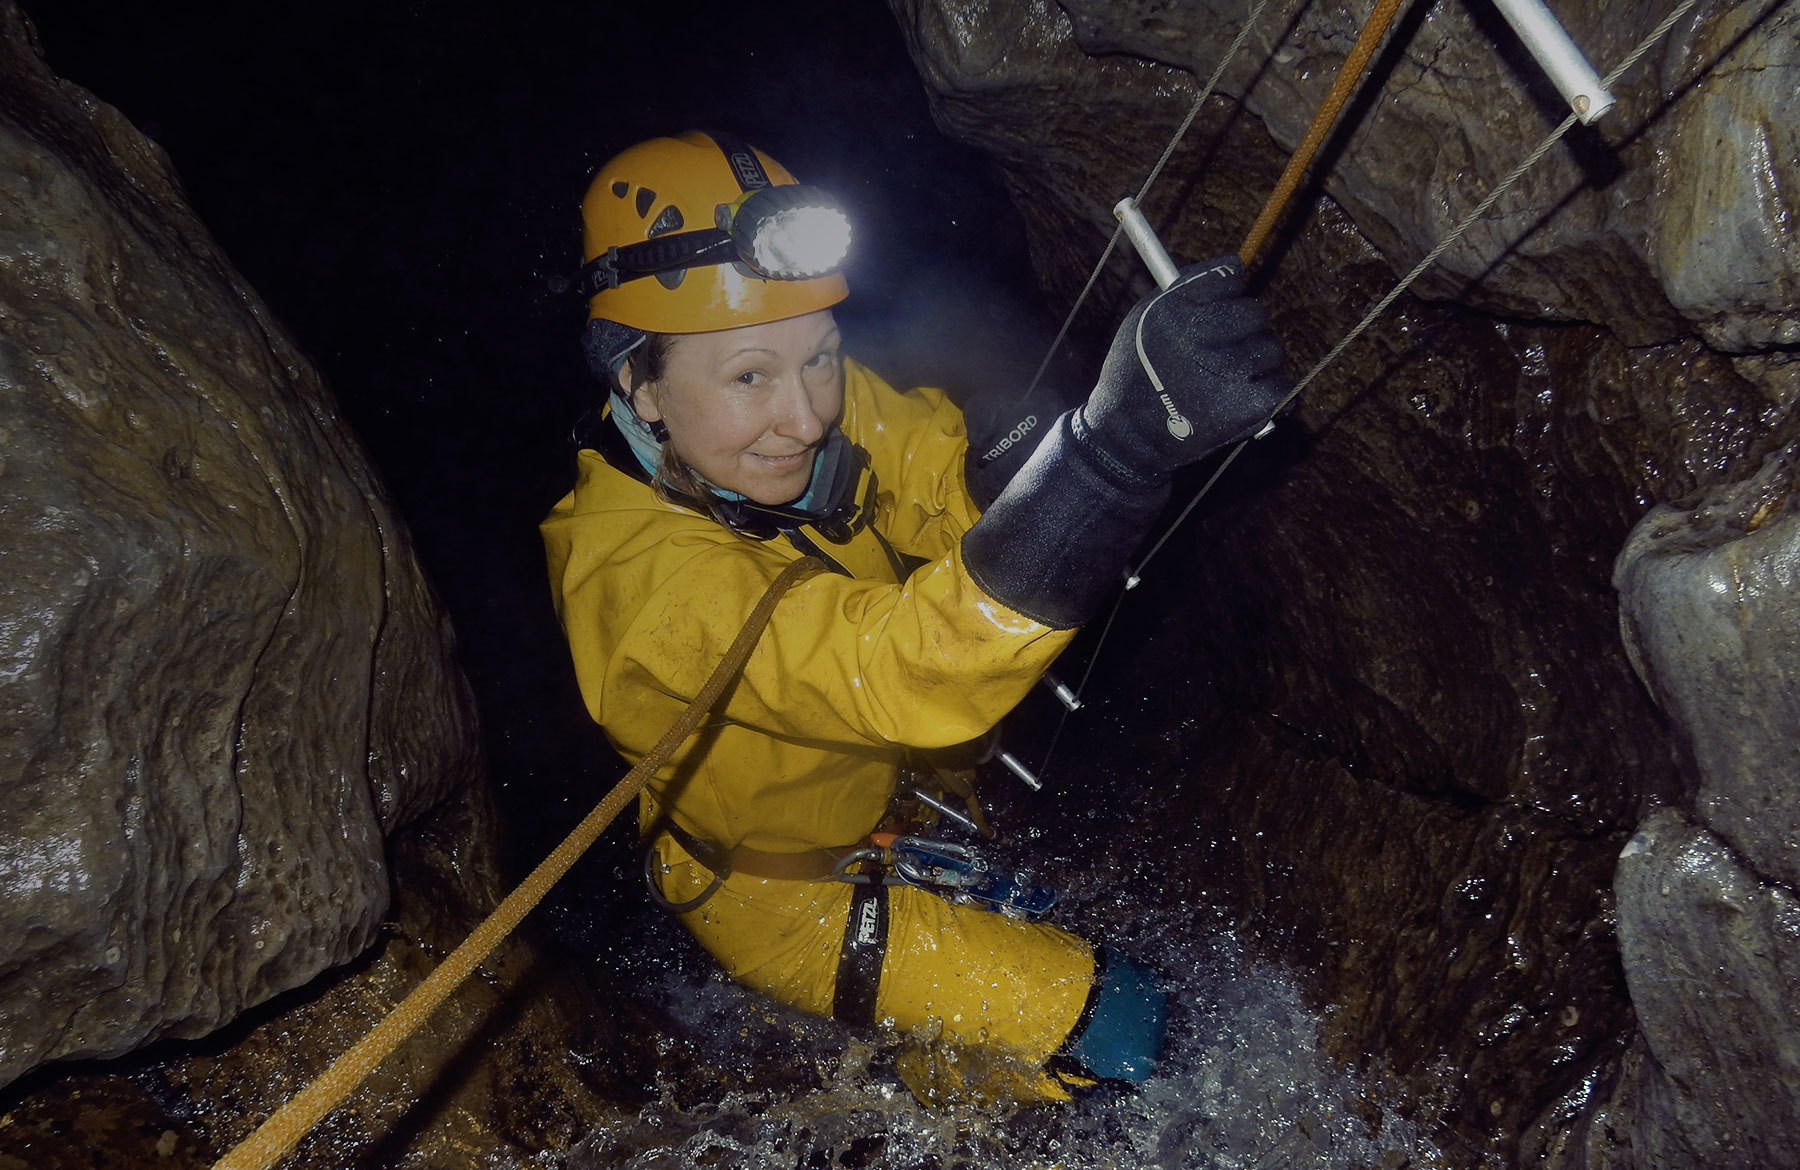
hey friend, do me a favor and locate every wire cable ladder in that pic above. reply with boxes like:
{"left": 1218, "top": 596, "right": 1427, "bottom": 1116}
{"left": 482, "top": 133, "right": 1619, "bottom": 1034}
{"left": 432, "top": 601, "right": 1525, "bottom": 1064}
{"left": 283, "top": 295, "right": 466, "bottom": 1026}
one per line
{"left": 1029, "top": 0, "right": 1708, "bottom": 783}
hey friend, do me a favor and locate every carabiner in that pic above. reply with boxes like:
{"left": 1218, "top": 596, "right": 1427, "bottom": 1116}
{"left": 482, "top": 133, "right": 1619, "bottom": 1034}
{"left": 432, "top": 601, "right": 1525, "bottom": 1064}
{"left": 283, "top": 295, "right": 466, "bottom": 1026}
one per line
{"left": 874, "top": 834, "right": 1059, "bottom": 921}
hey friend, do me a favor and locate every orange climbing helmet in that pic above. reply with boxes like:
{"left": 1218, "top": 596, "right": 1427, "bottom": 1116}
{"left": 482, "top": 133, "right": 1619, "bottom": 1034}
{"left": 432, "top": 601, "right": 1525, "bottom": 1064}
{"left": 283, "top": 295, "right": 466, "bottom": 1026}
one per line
{"left": 576, "top": 131, "right": 851, "bottom": 333}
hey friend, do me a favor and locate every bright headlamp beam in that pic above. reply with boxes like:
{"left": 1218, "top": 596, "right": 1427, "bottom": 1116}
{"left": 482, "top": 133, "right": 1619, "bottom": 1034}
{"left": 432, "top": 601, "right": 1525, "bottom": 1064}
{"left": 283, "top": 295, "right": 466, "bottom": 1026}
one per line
{"left": 727, "top": 185, "right": 853, "bottom": 280}
{"left": 741, "top": 205, "right": 853, "bottom": 279}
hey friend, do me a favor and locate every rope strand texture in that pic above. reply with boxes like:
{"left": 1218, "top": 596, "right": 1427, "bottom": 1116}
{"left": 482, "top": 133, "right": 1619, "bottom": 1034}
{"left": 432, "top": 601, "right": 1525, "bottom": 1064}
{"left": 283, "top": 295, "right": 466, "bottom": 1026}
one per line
{"left": 1238, "top": 0, "right": 1409, "bottom": 266}
{"left": 211, "top": 556, "right": 824, "bottom": 1170}
{"left": 1286, "top": 0, "right": 1705, "bottom": 405}
{"left": 1034, "top": 0, "right": 1709, "bottom": 789}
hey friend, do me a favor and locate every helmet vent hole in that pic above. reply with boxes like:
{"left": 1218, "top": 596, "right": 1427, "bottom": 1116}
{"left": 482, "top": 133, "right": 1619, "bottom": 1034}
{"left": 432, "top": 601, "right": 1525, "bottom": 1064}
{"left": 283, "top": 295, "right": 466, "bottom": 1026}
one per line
{"left": 647, "top": 205, "right": 685, "bottom": 239}
{"left": 611, "top": 181, "right": 629, "bottom": 199}
{"left": 635, "top": 188, "right": 656, "bottom": 219}
{"left": 655, "top": 268, "right": 686, "bottom": 290}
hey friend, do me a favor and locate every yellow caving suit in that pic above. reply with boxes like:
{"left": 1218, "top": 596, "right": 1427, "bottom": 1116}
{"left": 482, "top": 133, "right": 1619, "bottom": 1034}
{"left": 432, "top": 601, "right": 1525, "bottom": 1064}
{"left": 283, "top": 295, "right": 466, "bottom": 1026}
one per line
{"left": 542, "top": 358, "right": 1096, "bottom": 1102}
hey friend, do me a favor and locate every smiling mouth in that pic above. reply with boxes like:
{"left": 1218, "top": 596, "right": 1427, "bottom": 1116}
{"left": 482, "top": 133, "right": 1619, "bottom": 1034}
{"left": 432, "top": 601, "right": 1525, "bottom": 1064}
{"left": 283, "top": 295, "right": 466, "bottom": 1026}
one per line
{"left": 751, "top": 450, "right": 813, "bottom": 470}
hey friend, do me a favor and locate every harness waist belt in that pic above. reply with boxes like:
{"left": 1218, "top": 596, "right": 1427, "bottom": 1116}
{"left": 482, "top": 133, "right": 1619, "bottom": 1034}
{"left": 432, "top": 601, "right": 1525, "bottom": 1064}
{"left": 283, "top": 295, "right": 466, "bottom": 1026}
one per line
{"left": 725, "top": 840, "right": 855, "bottom": 881}
{"left": 659, "top": 819, "right": 862, "bottom": 882}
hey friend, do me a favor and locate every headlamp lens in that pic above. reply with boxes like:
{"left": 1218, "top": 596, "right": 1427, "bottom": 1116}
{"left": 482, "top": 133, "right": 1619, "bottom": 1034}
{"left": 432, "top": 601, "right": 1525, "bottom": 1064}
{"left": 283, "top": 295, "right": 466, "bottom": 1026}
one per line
{"left": 748, "top": 206, "right": 852, "bottom": 278}
{"left": 730, "top": 186, "right": 852, "bottom": 280}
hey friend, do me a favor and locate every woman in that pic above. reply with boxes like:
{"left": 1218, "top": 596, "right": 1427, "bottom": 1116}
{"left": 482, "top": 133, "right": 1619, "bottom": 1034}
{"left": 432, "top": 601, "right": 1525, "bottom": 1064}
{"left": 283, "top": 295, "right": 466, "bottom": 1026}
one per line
{"left": 542, "top": 131, "right": 1289, "bottom": 1104}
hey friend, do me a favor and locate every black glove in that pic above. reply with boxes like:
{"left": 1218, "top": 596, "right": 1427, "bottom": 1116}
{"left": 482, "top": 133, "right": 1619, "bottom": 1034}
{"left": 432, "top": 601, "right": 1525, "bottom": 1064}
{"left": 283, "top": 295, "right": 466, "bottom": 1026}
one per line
{"left": 960, "top": 379, "right": 1081, "bottom": 510}
{"left": 961, "top": 258, "right": 1290, "bottom": 628}
{"left": 1070, "top": 256, "right": 1290, "bottom": 491}
{"left": 962, "top": 413, "right": 1169, "bottom": 628}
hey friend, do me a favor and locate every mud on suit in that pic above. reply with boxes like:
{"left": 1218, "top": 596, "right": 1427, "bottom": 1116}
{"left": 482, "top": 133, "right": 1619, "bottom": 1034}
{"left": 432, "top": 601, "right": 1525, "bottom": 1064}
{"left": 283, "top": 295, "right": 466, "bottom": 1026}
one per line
{"left": 541, "top": 358, "right": 1098, "bottom": 1101}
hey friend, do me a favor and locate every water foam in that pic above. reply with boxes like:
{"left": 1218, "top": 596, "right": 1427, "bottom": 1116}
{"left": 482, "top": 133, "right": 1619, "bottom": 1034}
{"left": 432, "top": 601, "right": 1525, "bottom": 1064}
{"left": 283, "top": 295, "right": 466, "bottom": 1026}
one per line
{"left": 503, "top": 881, "right": 1446, "bottom": 1169}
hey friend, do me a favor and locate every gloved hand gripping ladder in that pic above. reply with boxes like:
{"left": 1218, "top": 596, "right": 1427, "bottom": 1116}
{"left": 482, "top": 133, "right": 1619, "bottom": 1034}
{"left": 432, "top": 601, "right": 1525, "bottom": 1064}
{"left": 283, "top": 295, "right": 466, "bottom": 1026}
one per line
{"left": 1115, "top": 197, "right": 1276, "bottom": 451}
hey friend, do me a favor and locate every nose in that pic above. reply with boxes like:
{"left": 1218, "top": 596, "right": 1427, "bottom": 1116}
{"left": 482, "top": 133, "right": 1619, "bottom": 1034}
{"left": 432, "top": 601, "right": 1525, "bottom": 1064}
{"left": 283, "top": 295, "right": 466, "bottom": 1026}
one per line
{"left": 771, "top": 375, "right": 827, "bottom": 445}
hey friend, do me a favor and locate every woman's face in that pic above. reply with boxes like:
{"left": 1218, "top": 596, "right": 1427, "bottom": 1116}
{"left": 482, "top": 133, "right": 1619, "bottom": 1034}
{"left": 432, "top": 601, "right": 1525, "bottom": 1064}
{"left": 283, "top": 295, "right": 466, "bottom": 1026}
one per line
{"left": 633, "top": 309, "right": 844, "bottom": 506}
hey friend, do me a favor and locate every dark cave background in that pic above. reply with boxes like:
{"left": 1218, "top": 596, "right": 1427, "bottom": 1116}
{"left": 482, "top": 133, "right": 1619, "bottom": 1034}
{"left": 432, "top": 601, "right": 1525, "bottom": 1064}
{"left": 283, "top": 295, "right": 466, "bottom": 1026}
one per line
{"left": 27, "top": 0, "right": 1096, "bottom": 904}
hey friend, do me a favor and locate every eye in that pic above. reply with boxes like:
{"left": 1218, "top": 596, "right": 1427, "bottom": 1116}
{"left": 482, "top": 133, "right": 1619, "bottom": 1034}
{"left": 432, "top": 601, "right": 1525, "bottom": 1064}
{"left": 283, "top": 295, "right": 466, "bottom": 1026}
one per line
{"left": 733, "top": 369, "right": 765, "bottom": 387}
{"left": 806, "top": 350, "right": 839, "bottom": 371}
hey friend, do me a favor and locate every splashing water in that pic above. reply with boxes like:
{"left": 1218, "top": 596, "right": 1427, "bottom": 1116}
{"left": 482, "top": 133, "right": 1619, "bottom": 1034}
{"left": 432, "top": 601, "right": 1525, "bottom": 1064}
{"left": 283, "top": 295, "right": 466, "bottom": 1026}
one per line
{"left": 505, "top": 869, "right": 1448, "bottom": 1170}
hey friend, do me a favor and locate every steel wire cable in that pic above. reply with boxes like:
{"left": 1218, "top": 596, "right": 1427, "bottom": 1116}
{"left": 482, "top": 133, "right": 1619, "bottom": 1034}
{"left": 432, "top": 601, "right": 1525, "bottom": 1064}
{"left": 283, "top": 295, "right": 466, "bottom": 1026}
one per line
{"left": 1130, "top": 0, "right": 1706, "bottom": 583}
{"left": 1037, "top": 0, "right": 1708, "bottom": 780}
{"left": 1011, "top": 0, "right": 1280, "bottom": 409}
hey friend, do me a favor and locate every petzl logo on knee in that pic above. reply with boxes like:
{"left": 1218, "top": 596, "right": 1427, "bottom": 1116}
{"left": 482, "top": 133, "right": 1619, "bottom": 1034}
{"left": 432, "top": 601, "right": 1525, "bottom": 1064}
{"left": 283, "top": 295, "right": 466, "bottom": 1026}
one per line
{"left": 856, "top": 898, "right": 882, "bottom": 945}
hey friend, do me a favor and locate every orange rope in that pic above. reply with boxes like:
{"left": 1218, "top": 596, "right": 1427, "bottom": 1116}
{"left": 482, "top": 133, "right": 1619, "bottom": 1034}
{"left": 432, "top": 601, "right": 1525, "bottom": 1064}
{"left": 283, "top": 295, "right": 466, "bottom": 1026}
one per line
{"left": 211, "top": 556, "right": 824, "bottom": 1170}
{"left": 1239, "top": 0, "right": 1410, "bottom": 266}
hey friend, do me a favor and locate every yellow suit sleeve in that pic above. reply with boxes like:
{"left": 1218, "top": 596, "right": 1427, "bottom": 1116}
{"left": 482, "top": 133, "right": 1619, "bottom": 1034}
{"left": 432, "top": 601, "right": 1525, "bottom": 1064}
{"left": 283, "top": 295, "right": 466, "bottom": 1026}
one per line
{"left": 546, "top": 470, "right": 1071, "bottom": 757}
{"left": 542, "top": 360, "right": 1071, "bottom": 759}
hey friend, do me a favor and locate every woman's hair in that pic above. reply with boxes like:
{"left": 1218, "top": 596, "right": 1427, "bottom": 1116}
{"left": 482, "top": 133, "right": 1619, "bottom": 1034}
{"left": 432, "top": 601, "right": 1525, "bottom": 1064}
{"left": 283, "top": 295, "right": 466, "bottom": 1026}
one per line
{"left": 619, "top": 331, "right": 676, "bottom": 394}
{"left": 620, "top": 332, "right": 714, "bottom": 506}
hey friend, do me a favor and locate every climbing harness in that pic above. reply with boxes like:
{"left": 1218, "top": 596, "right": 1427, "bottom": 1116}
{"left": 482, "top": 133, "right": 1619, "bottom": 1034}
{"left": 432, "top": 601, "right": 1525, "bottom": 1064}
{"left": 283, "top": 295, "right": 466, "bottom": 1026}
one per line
{"left": 209, "top": 4, "right": 1724, "bottom": 1160}
{"left": 1023, "top": 0, "right": 1710, "bottom": 784}
{"left": 833, "top": 879, "right": 889, "bottom": 1026}
{"left": 638, "top": 793, "right": 1054, "bottom": 1037}
{"left": 645, "top": 762, "right": 1048, "bottom": 921}
{"left": 820, "top": 832, "right": 1058, "bottom": 920}
{"left": 642, "top": 818, "right": 880, "bottom": 912}
{"left": 871, "top": 833, "right": 1059, "bottom": 920}
{"left": 210, "top": 556, "right": 823, "bottom": 1170}
{"left": 640, "top": 747, "right": 1003, "bottom": 912}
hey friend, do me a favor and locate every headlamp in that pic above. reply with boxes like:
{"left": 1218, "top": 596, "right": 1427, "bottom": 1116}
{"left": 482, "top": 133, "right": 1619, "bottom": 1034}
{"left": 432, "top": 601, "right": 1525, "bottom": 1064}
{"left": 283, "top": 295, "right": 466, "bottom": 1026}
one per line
{"left": 726, "top": 186, "right": 853, "bottom": 280}
{"left": 573, "top": 183, "right": 851, "bottom": 298}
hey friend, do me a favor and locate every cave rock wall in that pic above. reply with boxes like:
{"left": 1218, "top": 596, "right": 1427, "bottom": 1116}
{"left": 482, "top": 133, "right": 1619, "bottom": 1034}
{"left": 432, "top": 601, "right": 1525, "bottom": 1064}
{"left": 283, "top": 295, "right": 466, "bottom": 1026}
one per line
{"left": 0, "top": 2, "right": 480, "bottom": 1089}
{"left": 888, "top": 0, "right": 1799, "bottom": 1160}
{"left": 904, "top": 0, "right": 1797, "bottom": 350}
{"left": 1600, "top": 449, "right": 1800, "bottom": 1166}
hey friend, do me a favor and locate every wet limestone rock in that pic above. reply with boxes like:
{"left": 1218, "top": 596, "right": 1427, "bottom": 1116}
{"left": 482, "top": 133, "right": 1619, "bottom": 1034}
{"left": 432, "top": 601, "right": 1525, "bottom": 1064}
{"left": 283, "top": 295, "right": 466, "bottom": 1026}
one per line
{"left": 888, "top": 0, "right": 1800, "bottom": 1158}
{"left": 1645, "top": 1, "right": 1800, "bottom": 352}
{"left": 1602, "top": 809, "right": 1800, "bottom": 1167}
{"left": 0, "top": 1, "right": 479, "bottom": 1088}
{"left": 1615, "top": 446, "right": 1800, "bottom": 892}
{"left": 0, "top": 792, "right": 650, "bottom": 1170}
{"left": 1591, "top": 446, "right": 1800, "bottom": 1164}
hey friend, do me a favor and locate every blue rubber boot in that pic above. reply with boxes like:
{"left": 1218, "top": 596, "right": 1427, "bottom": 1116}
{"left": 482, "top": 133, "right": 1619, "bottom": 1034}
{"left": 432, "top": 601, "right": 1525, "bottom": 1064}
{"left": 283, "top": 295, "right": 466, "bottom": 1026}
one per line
{"left": 1063, "top": 947, "right": 1167, "bottom": 1083}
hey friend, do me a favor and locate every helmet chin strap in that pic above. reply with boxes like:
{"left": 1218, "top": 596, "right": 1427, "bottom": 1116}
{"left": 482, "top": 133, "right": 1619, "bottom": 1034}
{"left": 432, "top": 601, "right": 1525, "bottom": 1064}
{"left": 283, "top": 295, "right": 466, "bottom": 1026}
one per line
{"left": 678, "top": 429, "right": 872, "bottom": 539}
{"left": 629, "top": 392, "right": 670, "bottom": 444}
{"left": 715, "top": 430, "right": 864, "bottom": 531}
{"left": 605, "top": 390, "right": 674, "bottom": 470}
{"left": 583, "top": 320, "right": 668, "bottom": 441}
